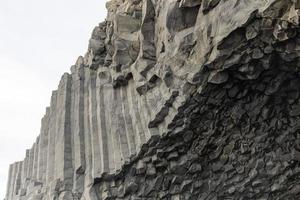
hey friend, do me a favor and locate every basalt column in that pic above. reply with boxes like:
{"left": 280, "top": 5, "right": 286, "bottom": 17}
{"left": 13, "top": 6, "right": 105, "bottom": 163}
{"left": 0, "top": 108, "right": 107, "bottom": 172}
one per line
{"left": 5, "top": 0, "right": 300, "bottom": 200}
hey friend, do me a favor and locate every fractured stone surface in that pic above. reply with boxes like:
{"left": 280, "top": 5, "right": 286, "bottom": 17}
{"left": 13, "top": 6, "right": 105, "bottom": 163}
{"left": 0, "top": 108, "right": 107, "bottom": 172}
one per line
{"left": 5, "top": 0, "right": 300, "bottom": 199}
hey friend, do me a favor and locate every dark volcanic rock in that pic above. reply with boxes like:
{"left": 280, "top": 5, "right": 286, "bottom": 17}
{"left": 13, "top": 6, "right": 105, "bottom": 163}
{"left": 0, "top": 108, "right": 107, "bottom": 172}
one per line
{"left": 4, "top": 0, "right": 300, "bottom": 200}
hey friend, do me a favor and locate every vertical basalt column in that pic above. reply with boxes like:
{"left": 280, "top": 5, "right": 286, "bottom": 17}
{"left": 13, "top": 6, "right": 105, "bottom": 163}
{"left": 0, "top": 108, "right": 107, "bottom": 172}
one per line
{"left": 9, "top": 163, "right": 17, "bottom": 199}
{"left": 89, "top": 70, "right": 102, "bottom": 178}
{"left": 46, "top": 91, "right": 58, "bottom": 184}
{"left": 13, "top": 162, "right": 22, "bottom": 197}
{"left": 5, "top": 164, "right": 13, "bottom": 200}
{"left": 99, "top": 73, "right": 115, "bottom": 173}
{"left": 20, "top": 150, "right": 29, "bottom": 189}
{"left": 37, "top": 108, "right": 50, "bottom": 182}
{"left": 27, "top": 144, "right": 35, "bottom": 180}
{"left": 7, "top": 162, "right": 21, "bottom": 199}
{"left": 54, "top": 73, "right": 73, "bottom": 190}
{"left": 82, "top": 67, "right": 93, "bottom": 188}
{"left": 97, "top": 71, "right": 111, "bottom": 173}
{"left": 138, "top": 95, "right": 153, "bottom": 140}
{"left": 121, "top": 86, "right": 137, "bottom": 156}
{"left": 110, "top": 88, "right": 123, "bottom": 172}
{"left": 114, "top": 87, "right": 130, "bottom": 162}
{"left": 127, "top": 80, "right": 146, "bottom": 150}
{"left": 71, "top": 65, "right": 86, "bottom": 192}
{"left": 102, "top": 81, "right": 115, "bottom": 173}
{"left": 32, "top": 137, "right": 40, "bottom": 181}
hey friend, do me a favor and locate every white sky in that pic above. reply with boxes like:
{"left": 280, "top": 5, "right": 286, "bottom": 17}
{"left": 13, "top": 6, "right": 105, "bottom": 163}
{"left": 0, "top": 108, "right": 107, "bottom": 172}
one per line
{"left": 0, "top": 0, "right": 107, "bottom": 198}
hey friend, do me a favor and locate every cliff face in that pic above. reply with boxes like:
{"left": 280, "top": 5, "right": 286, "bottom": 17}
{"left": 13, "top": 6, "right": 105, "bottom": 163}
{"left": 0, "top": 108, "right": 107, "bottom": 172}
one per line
{"left": 5, "top": 0, "right": 300, "bottom": 199}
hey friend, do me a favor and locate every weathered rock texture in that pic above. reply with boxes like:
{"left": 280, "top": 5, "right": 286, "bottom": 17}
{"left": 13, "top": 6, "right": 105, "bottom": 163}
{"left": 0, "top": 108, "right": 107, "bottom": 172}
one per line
{"left": 5, "top": 0, "right": 300, "bottom": 199}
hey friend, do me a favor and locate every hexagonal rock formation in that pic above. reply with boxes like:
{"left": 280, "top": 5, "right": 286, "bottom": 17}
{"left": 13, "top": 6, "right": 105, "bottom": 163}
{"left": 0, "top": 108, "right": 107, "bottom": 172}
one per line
{"left": 5, "top": 0, "right": 300, "bottom": 199}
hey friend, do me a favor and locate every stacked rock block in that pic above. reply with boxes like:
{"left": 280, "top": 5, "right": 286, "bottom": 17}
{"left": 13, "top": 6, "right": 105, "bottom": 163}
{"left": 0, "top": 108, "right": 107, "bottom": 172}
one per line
{"left": 5, "top": 0, "right": 300, "bottom": 199}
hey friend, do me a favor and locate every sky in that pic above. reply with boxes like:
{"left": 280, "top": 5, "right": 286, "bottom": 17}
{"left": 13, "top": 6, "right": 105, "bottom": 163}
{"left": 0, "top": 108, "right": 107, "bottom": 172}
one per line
{"left": 0, "top": 0, "right": 107, "bottom": 198}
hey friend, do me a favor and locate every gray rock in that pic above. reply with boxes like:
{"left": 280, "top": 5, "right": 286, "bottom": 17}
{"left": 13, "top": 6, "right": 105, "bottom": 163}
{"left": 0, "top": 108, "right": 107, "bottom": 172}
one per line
{"left": 5, "top": 1, "right": 300, "bottom": 200}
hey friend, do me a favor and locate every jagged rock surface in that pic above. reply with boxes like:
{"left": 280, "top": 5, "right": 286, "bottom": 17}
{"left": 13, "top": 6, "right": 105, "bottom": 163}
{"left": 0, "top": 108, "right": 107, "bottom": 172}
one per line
{"left": 5, "top": 0, "right": 300, "bottom": 199}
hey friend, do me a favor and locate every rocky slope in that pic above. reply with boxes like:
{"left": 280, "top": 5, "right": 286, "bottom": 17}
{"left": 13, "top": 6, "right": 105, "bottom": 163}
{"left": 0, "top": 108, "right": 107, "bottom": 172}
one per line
{"left": 5, "top": 0, "right": 300, "bottom": 199}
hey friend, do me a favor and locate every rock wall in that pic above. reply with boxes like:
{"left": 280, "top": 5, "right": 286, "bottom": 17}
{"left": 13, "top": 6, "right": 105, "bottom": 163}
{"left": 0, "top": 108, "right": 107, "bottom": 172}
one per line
{"left": 5, "top": 0, "right": 300, "bottom": 199}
